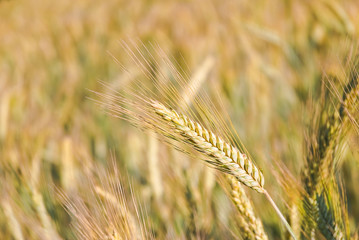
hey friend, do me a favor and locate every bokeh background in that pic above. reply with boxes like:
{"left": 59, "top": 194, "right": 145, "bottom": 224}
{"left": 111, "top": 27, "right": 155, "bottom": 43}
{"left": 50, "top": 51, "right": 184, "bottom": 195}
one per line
{"left": 0, "top": 0, "right": 358, "bottom": 239}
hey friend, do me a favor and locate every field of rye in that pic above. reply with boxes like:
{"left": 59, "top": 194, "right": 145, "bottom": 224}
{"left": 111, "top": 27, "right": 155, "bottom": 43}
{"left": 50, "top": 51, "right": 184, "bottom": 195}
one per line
{"left": 0, "top": 0, "right": 359, "bottom": 239}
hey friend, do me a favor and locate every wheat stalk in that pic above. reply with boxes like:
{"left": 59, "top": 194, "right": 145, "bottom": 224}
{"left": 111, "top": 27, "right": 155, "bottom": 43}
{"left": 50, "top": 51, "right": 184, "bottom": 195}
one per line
{"left": 95, "top": 91, "right": 297, "bottom": 239}
{"left": 150, "top": 100, "right": 297, "bottom": 240}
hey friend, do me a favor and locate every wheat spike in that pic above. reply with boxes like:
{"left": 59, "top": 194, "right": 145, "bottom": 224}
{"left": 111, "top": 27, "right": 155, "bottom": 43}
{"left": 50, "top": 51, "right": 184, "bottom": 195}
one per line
{"left": 228, "top": 176, "right": 268, "bottom": 240}
{"left": 149, "top": 100, "right": 298, "bottom": 239}
{"left": 303, "top": 76, "right": 359, "bottom": 196}
{"left": 316, "top": 193, "right": 345, "bottom": 240}
{"left": 151, "top": 100, "right": 265, "bottom": 193}
{"left": 301, "top": 74, "right": 358, "bottom": 238}
{"left": 95, "top": 91, "right": 296, "bottom": 239}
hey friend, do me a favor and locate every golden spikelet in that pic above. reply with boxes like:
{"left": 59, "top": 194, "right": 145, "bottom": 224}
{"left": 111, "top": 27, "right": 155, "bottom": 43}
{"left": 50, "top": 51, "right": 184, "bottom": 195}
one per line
{"left": 151, "top": 100, "right": 265, "bottom": 193}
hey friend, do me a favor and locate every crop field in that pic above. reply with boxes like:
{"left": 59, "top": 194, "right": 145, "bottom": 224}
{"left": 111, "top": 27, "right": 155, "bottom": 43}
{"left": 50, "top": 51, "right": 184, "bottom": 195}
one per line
{"left": 0, "top": 0, "right": 359, "bottom": 239}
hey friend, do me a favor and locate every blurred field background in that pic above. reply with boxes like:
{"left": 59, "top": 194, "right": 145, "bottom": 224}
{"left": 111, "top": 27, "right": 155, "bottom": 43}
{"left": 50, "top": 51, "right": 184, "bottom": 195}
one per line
{"left": 0, "top": 0, "right": 359, "bottom": 239}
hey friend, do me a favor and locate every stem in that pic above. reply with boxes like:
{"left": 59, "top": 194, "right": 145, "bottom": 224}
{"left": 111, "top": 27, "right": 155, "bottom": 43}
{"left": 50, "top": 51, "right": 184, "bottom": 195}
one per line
{"left": 263, "top": 190, "right": 297, "bottom": 240}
